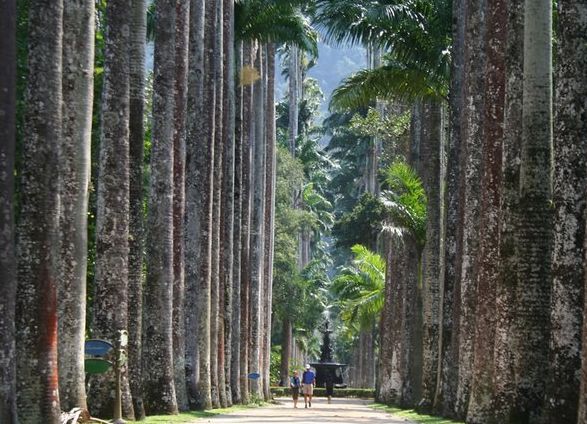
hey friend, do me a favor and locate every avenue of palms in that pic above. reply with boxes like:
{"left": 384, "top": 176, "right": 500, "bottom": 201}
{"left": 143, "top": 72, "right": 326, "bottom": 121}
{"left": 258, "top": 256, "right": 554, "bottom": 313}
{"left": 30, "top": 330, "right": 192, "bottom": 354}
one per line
{"left": 0, "top": 0, "right": 586, "bottom": 423}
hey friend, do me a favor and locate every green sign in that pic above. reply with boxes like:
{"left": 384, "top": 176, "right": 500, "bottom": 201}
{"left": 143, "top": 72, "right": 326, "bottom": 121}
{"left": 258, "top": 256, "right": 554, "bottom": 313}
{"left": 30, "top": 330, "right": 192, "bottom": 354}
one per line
{"left": 85, "top": 358, "right": 112, "bottom": 374}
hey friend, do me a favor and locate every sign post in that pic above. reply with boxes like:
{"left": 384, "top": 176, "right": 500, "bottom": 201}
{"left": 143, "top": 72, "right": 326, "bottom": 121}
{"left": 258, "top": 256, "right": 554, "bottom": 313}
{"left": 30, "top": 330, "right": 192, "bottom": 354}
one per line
{"left": 112, "top": 329, "right": 128, "bottom": 424}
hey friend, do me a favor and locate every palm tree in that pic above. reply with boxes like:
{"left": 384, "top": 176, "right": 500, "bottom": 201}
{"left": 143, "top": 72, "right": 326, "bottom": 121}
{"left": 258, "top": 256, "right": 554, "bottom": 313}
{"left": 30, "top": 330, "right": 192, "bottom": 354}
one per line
{"left": 58, "top": 0, "right": 94, "bottom": 414}
{"left": 465, "top": 0, "right": 506, "bottom": 419}
{"left": 331, "top": 245, "right": 386, "bottom": 331}
{"left": 128, "top": 0, "right": 147, "bottom": 418}
{"left": 142, "top": 0, "right": 178, "bottom": 415}
{"left": 491, "top": 0, "right": 523, "bottom": 421}
{"left": 0, "top": 0, "right": 17, "bottom": 421}
{"left": 221, "top": 0, "right": 236, "bottom": 406}
{"left": 89, "top": 0, "right": 134, "bottom": 418}
{"left": 173, "top": 0, "right": 190, "bottom": 412}
{"left": 548, "top": 0, "right": 587, "bottom": 421}
{"left": 15, "top": 0, "right": 63, "bottom": 422}
{"left": 513, "top": 0, "right": 553, "bottom": 419}
{"left": 184, "top": 0, "right": 205, "bottom": 410}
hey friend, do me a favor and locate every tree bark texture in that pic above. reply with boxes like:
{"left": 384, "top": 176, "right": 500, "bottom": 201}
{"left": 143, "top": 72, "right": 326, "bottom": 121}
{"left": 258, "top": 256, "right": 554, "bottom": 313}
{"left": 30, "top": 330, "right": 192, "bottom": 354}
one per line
{"left": 548, "top": 0, "right": 587, "bottom": 421}
{"left": 172, "top": 0, "right": 190, "bottom": 412}
{"left": 280, "top": 320, "right": 293, "bottom": 386}
{"left": 377, "top": 234, "right": 406, "bottom": 404}
{"left": 454, "top": 0, "right": 486, "bottom": 417}
{"left": 288, "top": 45, "right": 299, "bottom": 156}
{"left": 230, "top": 40, "right": 244, "bottom": 405}
{"left": 465, "top": 0, "right": 506, "bottom": 419}
{"left": 0, "top": 0, "right": 17, "bottom": 421}
{"left": 262, "top": 43, "right": 276, "bottom": 401}
{"left": 513, "top": 0, "right": 553, "bottom": 420}
{"left": 89, "top": 0, "right": 134, "bottom": 418}
{"left": 433, "top": 0, "right": 465, "bottom": 414}
{"left": 127, "top": 0, "right": 147, "bottom": 418}
{"left": 209, "top": 0, "right": 224, "bottom": 407}
{"left": 249, "top": 44, "right": 266, "bottom": 398}
{"left": 221, "top": 0, "right": 235, "bottom": 406}
{"left": 419, "top": 101, "right": 442, "bottom": 411}
{"left": 58, "top": 0, "right": 94, "bottom": 414}
{"left": 142, "top": 0, "right": 178, "bottom": 414}
{"left": 491, "top": 0, "right": 522, "bottom": 421}
{"left": 239, "top": 41, "right": 254, "bottom": 405}
{"left": 184, "top": 0, "right": 205, "bottom": 409}
{"left": 15, "top": 0, "right": 63, "bottom": 422}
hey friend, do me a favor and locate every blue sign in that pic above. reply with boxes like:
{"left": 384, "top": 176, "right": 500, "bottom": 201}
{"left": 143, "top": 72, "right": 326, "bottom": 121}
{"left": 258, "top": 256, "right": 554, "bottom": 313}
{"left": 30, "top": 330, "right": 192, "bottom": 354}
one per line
{"left": 248, "top": 372, "right": 261, "bottom": 380}
{"left": 85, "top": 339, "right": 114, "bottom": 357}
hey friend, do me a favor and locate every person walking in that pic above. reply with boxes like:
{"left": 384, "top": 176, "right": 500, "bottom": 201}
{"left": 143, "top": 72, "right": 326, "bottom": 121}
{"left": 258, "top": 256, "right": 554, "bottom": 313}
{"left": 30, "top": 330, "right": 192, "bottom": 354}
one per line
{"left": 302, "top": 364, "right": 316, "bottom": 408}
{"left": 290, "top": 370, "right": 301, "bottom": 408}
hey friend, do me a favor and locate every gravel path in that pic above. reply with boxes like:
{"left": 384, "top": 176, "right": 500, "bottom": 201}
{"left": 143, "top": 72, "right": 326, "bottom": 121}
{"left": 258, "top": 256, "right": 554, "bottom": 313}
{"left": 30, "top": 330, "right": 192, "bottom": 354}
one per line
{"left": 200, "top": 397, "right": 415, "bottom": 424}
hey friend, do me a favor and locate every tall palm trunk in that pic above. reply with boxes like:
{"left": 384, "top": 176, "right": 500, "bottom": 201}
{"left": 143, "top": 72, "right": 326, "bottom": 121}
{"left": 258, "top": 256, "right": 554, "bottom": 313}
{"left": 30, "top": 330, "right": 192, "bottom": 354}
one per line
{"left": 433, "top": 0, "right": 465, "bottom": 414}
{"left": 0, "top": 0, "right": 17, "bottom": 421}
{"left": 288, "top": 45, "right": 299, "bottom": 155}
{"left": 210, "top": 0, "right": 224, "bottom": 408}
{"left": 142, "top": 0, "right": 178, "bottom": 415}
{"left": 221, "top": 0, "right": 235, "bottom": 407}
{"left": 90, "top": 0, "right": 134, "bottom": 418}
{"left": 465, "top": 0, "right": 506, "bottom": 419}
{"left": 185, "top": 0, "right": 205, "bottom": 409}
{"left": 58, "top": 0, "right": 94, "bottom": 414}
{"left": 231, "top": 40, "right": 244, "bottom": 405}
{"left": 191, "top": 0, "right": 216, "bottom": 409}
{"left": 547, "top": 0, "right": 587, "bottom": 421}
{"left": 249, "top": 44, "right": 266, "bottom": 398}
{"left": 491, "top": 1, "right": 522, "bottom": 421}
{"left": 454, "top": 0, "right": 486, "bottom": 417}
{"left": 173, "top": 0, "right": 190, "bottom": 412}
{"left": 239, "top": 41, "right": 254, "bottom": 405}
{"left": 128, "top": 0, "right": 147, "bottom": 418}
{"left": 261, "top": 43, "right": 276, "bottom": 401}
{"left": 419, "top": 101, "right": 442, "bottom": 411}
{"left": 280, "top": 320, "right": 293, "bottom": 386}
{"left": 513, "top": 0, "right": 553, "bottom": 419}
{"left": 15, "top": 1, "right": 63, "bottom": 422}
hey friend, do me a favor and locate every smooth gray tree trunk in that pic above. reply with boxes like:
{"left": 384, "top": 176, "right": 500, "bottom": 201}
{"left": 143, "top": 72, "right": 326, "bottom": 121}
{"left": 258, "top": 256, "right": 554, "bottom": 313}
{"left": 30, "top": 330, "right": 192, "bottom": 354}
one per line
{"left": 0, "top": 0, "right": 17, "bottom": 421}
{"left": 454, "top": 0, "right": 486, "bottom": 416}
{"left": 89, "top": 0, "right": 134, "bottom": 418}
{"left": 231, "top": 40, "right": 243, "bottom": 405}
{"left": 58, "top": 0, "right": 94, "bottom": 414}
{"left": 547, "top": 0, "right": 587, "bottom": 421}
{"left": 142, "top": 0, "right": 178, "bottom": 415}
{"left": 172, "top": 0, "right": 190, "bottom": 412}
{"left": 128, "top": 0, "right": 147, "bottom": 418}
{"left": 221, "top": 0, "right": 235, "bottom": 406}
{"left": 513, "top": 0, "right": 553, "bottom": 419}
{"left": 491, "top": 0, "right": 522, "bottom": 420}
{"left": 184, "top": 0, "right": 205, "bottom": 410}
{"left": 249, "top": 44, "right": 266, "bottom": 398}
{"left": 15, "top": 1, "right": 63, "bottom": 422}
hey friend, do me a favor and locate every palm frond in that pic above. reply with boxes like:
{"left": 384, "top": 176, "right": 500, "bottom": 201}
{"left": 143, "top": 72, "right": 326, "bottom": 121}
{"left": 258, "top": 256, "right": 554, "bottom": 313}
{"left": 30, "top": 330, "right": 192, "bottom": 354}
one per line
{"left": 330, "top": 62, "right": 447, "bottom": 111}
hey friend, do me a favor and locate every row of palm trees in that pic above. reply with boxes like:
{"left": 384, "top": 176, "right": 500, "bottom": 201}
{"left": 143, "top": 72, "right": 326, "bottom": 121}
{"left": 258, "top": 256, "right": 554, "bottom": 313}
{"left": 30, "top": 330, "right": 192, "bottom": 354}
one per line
{"left": 0, "top": 0, "right": 317, "bottom": 422}
{"left": 319, "top": 0, "right": 586, "bottom": 421}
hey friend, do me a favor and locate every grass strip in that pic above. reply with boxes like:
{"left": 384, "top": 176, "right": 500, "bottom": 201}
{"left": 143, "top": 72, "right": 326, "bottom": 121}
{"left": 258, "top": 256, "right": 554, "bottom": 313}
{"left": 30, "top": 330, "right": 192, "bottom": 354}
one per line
{"left": 138, "top": 402, "right": 268, "bottom": 423}
{"left": 370, "top": 403, "right": 465, "bottom": 424}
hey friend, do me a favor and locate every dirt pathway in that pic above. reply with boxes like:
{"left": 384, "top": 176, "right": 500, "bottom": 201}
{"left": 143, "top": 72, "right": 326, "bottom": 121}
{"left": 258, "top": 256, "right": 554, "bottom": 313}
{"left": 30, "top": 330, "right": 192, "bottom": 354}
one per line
{"left": 200, "top": 397, "right": 415, "bottom": 424}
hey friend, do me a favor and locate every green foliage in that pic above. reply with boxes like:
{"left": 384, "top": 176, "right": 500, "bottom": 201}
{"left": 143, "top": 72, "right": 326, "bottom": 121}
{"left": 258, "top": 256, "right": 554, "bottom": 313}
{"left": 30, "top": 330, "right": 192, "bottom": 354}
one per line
{"left": 380, "top": 161, "right": 427, "bottom": 247}
{"left": 331, "top": 245, "right": 386, "bottom": 332}
{"left": 315, "top": 0, "right": 451, "bottom": 108}
{"left": 235, "top": 0, "right": 318, "bottom": 56}
{"left": 332, "top": 193, "right": 387, "bottom": 250}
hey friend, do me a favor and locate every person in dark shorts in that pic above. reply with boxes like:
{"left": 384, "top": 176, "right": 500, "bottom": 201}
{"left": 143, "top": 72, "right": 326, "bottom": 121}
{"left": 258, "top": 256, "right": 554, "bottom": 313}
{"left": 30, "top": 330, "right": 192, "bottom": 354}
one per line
{"left": 302, "top": 364, "right": 316, "bottom": 408}
{"left": 290, "top": 370, "right": 301, "bottom": 408}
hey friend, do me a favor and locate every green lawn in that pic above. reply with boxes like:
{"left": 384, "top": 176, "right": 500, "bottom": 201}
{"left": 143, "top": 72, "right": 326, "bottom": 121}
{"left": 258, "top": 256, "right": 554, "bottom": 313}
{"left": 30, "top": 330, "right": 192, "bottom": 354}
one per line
{"left": 370, "top": 403, "right": 465, "bottom": 424}
{"left": 138, "top": 402, "right": 267, "bottom": 423}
